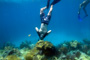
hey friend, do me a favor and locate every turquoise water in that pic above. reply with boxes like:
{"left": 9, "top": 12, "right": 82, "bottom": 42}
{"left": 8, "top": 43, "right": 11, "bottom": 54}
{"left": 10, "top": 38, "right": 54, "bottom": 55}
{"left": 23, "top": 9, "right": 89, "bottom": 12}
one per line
{"left": 0, "top": 0, "right": 90, "bottom": 47}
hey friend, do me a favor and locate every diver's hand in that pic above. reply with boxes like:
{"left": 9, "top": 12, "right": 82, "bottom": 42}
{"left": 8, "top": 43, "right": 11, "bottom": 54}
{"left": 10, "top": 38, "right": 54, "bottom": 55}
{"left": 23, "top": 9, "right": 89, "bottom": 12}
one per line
{"left": 47, "top": 30, "right": 51, "bottom": 34}
{"left": 35, "top": 27, "right": 39, "bottom": 32}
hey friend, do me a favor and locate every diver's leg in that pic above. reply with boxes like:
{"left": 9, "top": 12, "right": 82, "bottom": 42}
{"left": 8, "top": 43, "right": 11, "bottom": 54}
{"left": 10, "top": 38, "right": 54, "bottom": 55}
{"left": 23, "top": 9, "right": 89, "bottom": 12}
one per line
{"left": 47, "top": 5, "right": 53, "bottom": 16}
{"left": 83, "top": 5, "right": 88, "bottom": 16}
{"left": 83, "top": 1, "right": 90, "bottom": 16}
{"left": 40, "top": 7, "right": 47, "bottom": 14}
{"left": 45, "top": 5, "right": 53, "bottom": 35}
{"left": 78, "top": 3, "right": 83, "bottom": 15}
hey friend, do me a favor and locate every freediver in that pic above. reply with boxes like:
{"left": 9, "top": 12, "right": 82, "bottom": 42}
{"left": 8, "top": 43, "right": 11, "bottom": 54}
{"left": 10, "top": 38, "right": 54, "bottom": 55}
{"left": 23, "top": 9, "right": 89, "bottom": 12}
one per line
{"left": 35, "top": 0, "right": 60, "bottom": 40}
{"left": 78, "top": 0, "right": 90, "bottom": 20}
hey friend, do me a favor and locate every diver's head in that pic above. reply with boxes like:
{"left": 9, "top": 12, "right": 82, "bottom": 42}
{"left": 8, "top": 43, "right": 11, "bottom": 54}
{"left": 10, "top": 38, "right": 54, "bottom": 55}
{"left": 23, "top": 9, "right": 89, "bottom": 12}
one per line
{"left": 40, "top": 34, "right": 44, "bottom": 40}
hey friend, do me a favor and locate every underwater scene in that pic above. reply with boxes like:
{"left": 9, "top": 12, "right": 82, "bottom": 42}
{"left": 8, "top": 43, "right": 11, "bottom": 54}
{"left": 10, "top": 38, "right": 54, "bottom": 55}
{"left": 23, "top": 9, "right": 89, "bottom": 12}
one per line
{"left": 0, "top": 0, "right": 90, "bottom": 60}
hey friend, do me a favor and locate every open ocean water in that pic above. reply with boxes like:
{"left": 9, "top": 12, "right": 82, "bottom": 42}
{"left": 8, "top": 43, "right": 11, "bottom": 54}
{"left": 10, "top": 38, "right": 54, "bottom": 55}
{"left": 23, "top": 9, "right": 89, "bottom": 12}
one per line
{"left": 0, "top": 0, "right": 90, "bottom": 47}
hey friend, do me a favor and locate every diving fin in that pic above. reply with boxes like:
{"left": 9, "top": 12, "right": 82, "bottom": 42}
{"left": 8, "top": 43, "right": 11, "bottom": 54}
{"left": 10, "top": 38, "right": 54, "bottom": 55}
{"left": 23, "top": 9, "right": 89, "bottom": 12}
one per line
{"left": 83, "top": 15, "right": 88, "bottom": 19}
{"left": 78, "top": 14, "right": 82, "bottom": 22}
{"left": 51, "top": 0, "right": 60, "bottom": 5}
{"left": 47, "top": 0, "right": 50, "bottom": 9}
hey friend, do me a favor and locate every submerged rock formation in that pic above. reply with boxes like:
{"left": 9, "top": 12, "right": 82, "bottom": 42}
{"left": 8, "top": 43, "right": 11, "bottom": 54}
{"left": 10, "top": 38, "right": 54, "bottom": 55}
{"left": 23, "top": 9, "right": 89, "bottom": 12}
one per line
{"left": 24, "top": 40, "right": 57, "bottom": 60}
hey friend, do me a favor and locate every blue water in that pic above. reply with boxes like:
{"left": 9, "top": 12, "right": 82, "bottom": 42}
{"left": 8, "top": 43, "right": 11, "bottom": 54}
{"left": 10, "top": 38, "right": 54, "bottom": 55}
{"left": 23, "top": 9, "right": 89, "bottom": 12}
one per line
{"left": 0, "top": 0, "right": 90, "bottom": 47}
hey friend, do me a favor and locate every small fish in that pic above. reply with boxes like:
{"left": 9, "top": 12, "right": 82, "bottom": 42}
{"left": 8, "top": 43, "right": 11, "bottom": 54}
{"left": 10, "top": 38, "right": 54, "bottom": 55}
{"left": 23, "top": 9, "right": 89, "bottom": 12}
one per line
{"left": 28, "top": 34, "right": 31, "bottom": 37}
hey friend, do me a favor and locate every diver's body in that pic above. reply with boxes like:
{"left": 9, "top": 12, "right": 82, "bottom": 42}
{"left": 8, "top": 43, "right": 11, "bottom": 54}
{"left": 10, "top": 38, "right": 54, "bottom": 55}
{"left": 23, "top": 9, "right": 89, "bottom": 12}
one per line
{"left": 35, "top": 0, "right": 60, "bottom": 40}
{"left": 35, "top": 5, "right": 53, "bottom": 40}
{"left": 78, "top": 0, "right": 90, "bottom": 17}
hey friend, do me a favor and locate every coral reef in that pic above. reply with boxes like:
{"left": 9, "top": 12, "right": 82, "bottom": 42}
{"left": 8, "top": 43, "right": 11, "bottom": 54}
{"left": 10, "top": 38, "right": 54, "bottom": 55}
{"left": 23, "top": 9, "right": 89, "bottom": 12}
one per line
{"left": 36, "top": 40, "right": 57, "bottom": 56}
{"left": 80, "top": 44, "right": 90, "bottom": 55}
{"left": 0, "top": 40, "right": 90, "bottom": 60}
{"left": 24, "top": 47, "right": 39, "bottom": 60}
{"left": 77, "top": 52, "right": 90, "bottom": 60}
{"left": 2, "top": 42, "right": 15, "bottom": 50}
{"left": 87, "top": 50, "right": 90, "bottom": 55}
{"left": 24, "top": 40, "right": 57, "bottom": 60}
{"left": 70, "top": 40, "right": 80, "bottom": 48}
{"left": 0, "top": 42, "right": 21, "bottom": 58}
{"left": 57, "top": 50, "right": 80, "bottom": 60}
{"left": 58, "top": 44, "right": 68, "bottom": 54}
{"left": 2, "top": 48, "right": 21, "bottom": 58}
{"left": 20, "top": 40, "right": 33, "bottom": 49}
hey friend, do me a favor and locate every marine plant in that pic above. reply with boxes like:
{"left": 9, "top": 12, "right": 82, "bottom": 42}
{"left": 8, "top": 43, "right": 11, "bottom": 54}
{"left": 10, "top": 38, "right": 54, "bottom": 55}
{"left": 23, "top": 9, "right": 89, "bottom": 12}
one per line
{"left": 20, "top": 40, "right": 32, "bottom": 49}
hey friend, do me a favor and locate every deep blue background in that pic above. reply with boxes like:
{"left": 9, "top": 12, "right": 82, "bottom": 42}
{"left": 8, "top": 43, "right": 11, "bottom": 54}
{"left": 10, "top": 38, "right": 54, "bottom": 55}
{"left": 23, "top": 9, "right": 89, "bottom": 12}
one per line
{"left": 0, "top": 0, "right": 90, "bottom": 47}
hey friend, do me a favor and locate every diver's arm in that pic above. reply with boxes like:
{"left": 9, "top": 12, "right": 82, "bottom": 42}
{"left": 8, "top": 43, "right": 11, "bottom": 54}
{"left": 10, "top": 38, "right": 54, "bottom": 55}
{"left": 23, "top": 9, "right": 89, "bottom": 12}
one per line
{"left": 35, "top": 27, "right": 39, "bottom": 32}
{"left": 47, "top": 30, "right": 51, "bottom": 34}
